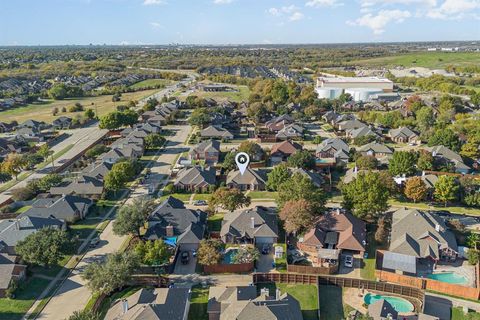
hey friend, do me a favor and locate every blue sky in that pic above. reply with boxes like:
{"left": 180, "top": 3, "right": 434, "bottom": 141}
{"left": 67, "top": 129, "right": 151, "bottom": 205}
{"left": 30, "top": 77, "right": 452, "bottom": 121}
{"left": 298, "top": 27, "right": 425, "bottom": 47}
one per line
{"left": 1, "top": 0, "right": 479, "bottom": 45}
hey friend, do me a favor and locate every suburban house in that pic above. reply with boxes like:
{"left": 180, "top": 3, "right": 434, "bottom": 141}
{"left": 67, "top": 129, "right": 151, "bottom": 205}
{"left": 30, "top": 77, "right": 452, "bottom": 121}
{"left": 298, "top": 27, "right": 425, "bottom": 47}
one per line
{"left": 388, "top": 127, "right": 420, "bottom": 144}
{"left": 15, "top": 127, "right": 43, "bottom": 141}
{"left": 0, "top": 216, "right": 66, "bottom": 255}
{"left": 315, "top": 138, "right": 350, "bottom": 166}
{"left": 0, "top": 122, "right": 16, "bottom": 133}
{"left": 322, "top": 111, "right": 355, "bottom": 126}
{"left": 141, "top": 110, "right": 168, "bottom": 126}
{"left": 0, "top": 138, "right": 22, "bottom": 159}
{"left": 49, "top": 175, "right": 104, "bottom": 199}
{"left": 52, "top": 116, "right": 73, "bottom": 129}
{"left": 102, "top": 145, "right": 143, "bottom": 164}
{"left": 427, "top": 145, "right": 471, "bottom": 174}
{"left": 387, "top": 208, "right": 458, "bottom": 272}
{"left": 207, "top": 286, "right": 302, "bottom": 320}
{"left": 275, "top": 123, "right": 304, "bottom": 140}
{"left": 104, "top": 287, "right": 191, "bottom": 320}
{"left": 358, "top": 142, "right": 393, "bottom": 158}
{"left": 83, "top": 161, "right": 113, "bottom": 181}
{"left": 189, "top": 140, "right": 221, "bottom": 165}
{"left": 220, "top": 206, "right": 278, "bottom": 245}
{"left": 298, "top": 209, "right": 366, "bottom": 267}
{"left": 290, "top": 168, "right": 325, "bottom": 188}
{"left": 346, "top": 126, "right": 380, "bottom": 140}
{"left": 368, "top": 299, "right": 398, "bottom": 320}
{"left": 226, "top": 168, "right": 267, "bottom": 191}
{"left": 144, "top": 197, "right": 206, "bottom": 250}
{"left": 336, "top": 119, "right": 367, "bottom": 132}
{"left": 17, "top": 119, "right": 47, "bottom": 130}
{"left": 270, "top": 140, "right": 302, "bottom": 165}
{"left": 174, "top": 166, "right": 216, "bottom": 193}
{"left": 265, "top": 114, "right": 294, "bottom": 132}
{"left": 200, "top": 126, "right": 234, "bottom": 140}
{"left": 0, "top": 253, "right": 27, "bottom": 298}
{"left": 20, "top": 195, "right": 93, "bottom": 223}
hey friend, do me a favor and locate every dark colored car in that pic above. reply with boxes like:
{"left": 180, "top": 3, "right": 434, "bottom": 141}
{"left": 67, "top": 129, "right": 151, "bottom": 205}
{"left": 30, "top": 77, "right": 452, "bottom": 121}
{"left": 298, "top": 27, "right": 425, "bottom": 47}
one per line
{"left": 181, "top": 251, "right": 190, "bottom": 264}
{"left": 261, "top": 244, "right": 270, "bottom": 255}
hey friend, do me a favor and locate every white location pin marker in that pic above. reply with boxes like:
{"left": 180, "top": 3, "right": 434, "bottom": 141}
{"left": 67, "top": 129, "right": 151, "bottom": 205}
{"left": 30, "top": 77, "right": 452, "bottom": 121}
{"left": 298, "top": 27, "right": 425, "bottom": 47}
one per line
{"left": 235, "top": 152, "right": 250, "bottom": 175}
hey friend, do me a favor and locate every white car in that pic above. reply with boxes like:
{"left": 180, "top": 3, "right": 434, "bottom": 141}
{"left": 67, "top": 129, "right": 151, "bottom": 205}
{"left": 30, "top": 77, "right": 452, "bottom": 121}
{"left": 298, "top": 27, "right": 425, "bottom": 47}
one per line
{"left": 344, "top": 255, "right": 353, "bottom": 268}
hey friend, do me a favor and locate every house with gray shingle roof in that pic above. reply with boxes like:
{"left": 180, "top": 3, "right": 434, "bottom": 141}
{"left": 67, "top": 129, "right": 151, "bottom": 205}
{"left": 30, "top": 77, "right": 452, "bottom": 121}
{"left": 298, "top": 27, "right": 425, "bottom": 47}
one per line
{"left": 427, "top": 145, "right": 470, "bottom": 174}
{"left": 388, "top": 127, "right": 420, "bottom": 144}
{"left": 52, "top": 116, "right": 73, "bottom": 129}
{"left": 0, "top": 253, "right": 26, "bottom": 298}
{"left": 389, "top": 208, "right": 458, "bottom": 267}
{"left": 200, "top": 126, "right": 234, "bottom": 140}
{"left": 226, "top": 168, "right": 267, "bottom": 191}
{"left": 290, "top": 168, "right": 324, "bottom": 188}
{"left": 358, "top": 142, "right": 393, "bottom": 159}
{"left": 49, "top": 175, "right": 104, "bottom": 199}
{"left": 316, "top": 138, "right": 350, "bottom": 166}
{"left": 275, "top": 123, "right": 304, "bottom": 140}
{"left": 83, "top": 161, "right": 113, "bottom": 181}
{"left": 336, "top": 119, "right": 367, "bottom": 131}
{"left": 20, "top": 195, "right": 93, "bottom": 223}
{"left": 221, "top": 207, "right": 278, "bottom": 245}
{"left": 207, "top": 285, "right": 302, "bottom": 320}
{"left": 189, "top": 140, "right": 221, "bottom": 165}
{"left": 346, "top": 126, "right": 380, "bottom": 140}
{"left": 174, "top": 166, "right": 216, "bottom": 193}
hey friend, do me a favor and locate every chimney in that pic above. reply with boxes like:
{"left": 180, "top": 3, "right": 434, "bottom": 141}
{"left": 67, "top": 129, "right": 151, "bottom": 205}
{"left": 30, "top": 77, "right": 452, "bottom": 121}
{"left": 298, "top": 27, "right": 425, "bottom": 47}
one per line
{"left": 260, "top": 287, "right": 269, "bottom": 297}
{"left": 251, "top": 217, "right": 255, "bottom": 229}
{"left": 336, "top": 208, "right": 341, "bottom": 215}
{"left": 422, "top": 170, "right": 426, "bottom": 176}
{"left": 166, "top": 225, "right": 174, "bottom": 237}
{"left": 354, "top": 166, "right": 358, "bottom": 173}
{"left": 276, "top": 288, "right": 281, "bottom": 301}
{"left": 122, "top": 299, "right": 129, "bottom": 314}
{"left": 15, "top": 220, "right": 20, "bottom": 230}
{"left": 435, "top": 224, "right": 441, "bottom": 232}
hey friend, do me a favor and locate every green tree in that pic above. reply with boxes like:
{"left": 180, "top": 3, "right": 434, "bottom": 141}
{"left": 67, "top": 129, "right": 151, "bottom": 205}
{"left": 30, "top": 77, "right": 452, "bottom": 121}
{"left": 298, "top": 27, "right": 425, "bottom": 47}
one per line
{"left": 416, "top": 106, "right": 435, "bottom": 131}
{"left": 428, "top": 128, "right": 460, "bottom": 151}
{"left": 82, "top": 251, "right": 140, "bottom": 295}
{"left": 434, "top": 175, "right": 459, "bottom": 206}
{"left": 85, "top": 108, "right": 95, "bottom": 120}
{"left": 277, "top": 173, "right": 325, "bottom": 213}
{"left": 1, "top": 153, "right": 26, "bottom": 179}
{"left": 460, "top": 140, "right": 480, "bottom": 159}
{"left": 237, "top": 141, "right": 263, "bottom": 161}
{"left": 68, "top": 310, "right": 101, "bottom": 320}
{"left": 271, "top": 80, "right": 289, "bottom": 104}
{"left": 356, "top": 155, "right": 378, "bottom": 170}
{"left": 417, "top": 150, "right": 434, "bottom": 171}
{"left": 222, "top": 152, "right": 236, "bottom": 171}
{"left": 104, "top": 161, "right": 136, "bottom": 193}
{"left": 232, "top": 246, "right": 260, "bottom": 264}
{"left": 388, "top": 151, "right": 417, "bottom": 176}
{"left": 341, "top": 171, "right": 390, "bottom": 220}
{"left": 188, "top": 108, "right": 211, "bottom": 127}
{"left": 144, "top": 98, "right": 158, "bottom": 111}
{"left": 197, "top": 239, "right": 223, "bottom": 266}
{"left": 266, "top": 164, "right": 290, "bottom": 191}
{"left": 134, "top": 240, "right": 170, "bottom": 265}
{"left": 37, "top": 174, "right": 63, "bottom": 192}
{"left": 209, "top": 187, "right": 251, "bottom": 212}
{"left": 287, "top": 150, "right": 315, "bottom": 169}
{"left": 85, "top": 144, "right": 108, "bottom": 159}
{"left": 144, "top": 133, "right": 166, "bottom": 150}
{"left": 113, "top": 197, "right": 155, "bottom": 237}
{"left": 404, "top": 177, "right": 428, "bottom": 203}
{"left": 16, "top": 227, "right": 75, "bottom": 267}
{"left": 312, "top": 136, "right": 323, "bottom": 145}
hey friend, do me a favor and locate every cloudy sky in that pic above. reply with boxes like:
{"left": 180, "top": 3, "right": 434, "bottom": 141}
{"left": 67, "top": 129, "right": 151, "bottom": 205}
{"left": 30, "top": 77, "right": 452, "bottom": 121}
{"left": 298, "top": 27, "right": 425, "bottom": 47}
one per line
{"left": 1, "top": 0, "right": 479, "bottom": 45}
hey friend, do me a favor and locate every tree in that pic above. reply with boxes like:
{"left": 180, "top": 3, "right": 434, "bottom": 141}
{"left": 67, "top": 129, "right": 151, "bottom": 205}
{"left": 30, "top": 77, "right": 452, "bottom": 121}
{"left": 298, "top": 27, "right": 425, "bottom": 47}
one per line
{"left": 460, "top": 140, "right": 480, "bottom": 159}
{"left": 188, "top": 108, "right": 211, "bottom": 127}
{"left": 48, "top": 83, "right": 68, "bottom": 100}
{"left": 37, "top": 174, "right": 63, "bottom": 192}
{"left": 277, "top": 173, "right": 325, "bottom": 213}
{"left": 85, "top": 144, "right": 108, "bottom": 159}
{"left": 68, "top": 310, "right": 101, "bottom": 320}
{"left": 312, "top": 136, "right": 323, "bottom": 145}
{"left": 85, "top": 108, "right": 95, "bottom": 120}
{"left": 145, "top": 133, "right": 166, "bottom": 150}
{"left": 144, "top": 98, "right": 158, "bottom": 111}
{"left": 279, "top": 199, "right": 316, "bottom": 234}
{"left": 271, "top": 80, "right": 289, "bottom": 105}
{"left": 287, "top": 150, "right": 315, "bottom": 169}
{"left": 222, "top": 152, "right": 236, "bottom": 171}
{"left": 37, "top": 144, "right": 54, "bottom": 167}
{"left": 375, "top": 217, "right": 388, "bottom": 244}
{"left": 388, "top": 151, "right": 417, "bottom": 177}
{"left": 434, "top": 175, "right": 459, "bottom": 206}
{"left": 16, "top": 227, "right": 75, "bottom": 267}
{"left": 82, "top": 251, "right": 140, "bottom": 295}
{"left": 104, "top": 161, "right": 136, "bottom": 193}
{"left": 197, "top": 239, "right": 223, "bottom": 266}
{"left": 404, "top": 177, "right": 428, "bottom": 203}
{"left": 209, "top": 187, "right": 251, "bottom": 212}
{"left": 266, "top": 164, "right": 290, "bottom": 191}
{"left": 417, "top": 150, "right": 434, "bottom": 171}
{"left": 134, "top": 240, "right": 170, "bottom": 265}
{"left": 356, "top": 155, "right": 378, "bottom": 170}
{"left": 99, "top": 110, "right": 138, "bottom": 130}
{"left": 232, "top": 246, "right": 260, "bottom": 264}
{"left": 416, "top": 106, "right": 435, "bottom": 132}
{"left": 341, "top": 171, "right": 390, "bottom": 220}
{"left": 237, "top": 141, "right": 263, "bottom": 161}
{"left": 1, "top": 153, "right": 26, "bottom": 180}
{"left": 113, "top": 197, "right": 155, "bottom": 236}
{"left": 428, "top": 128, "right": 460, "bottom": 151}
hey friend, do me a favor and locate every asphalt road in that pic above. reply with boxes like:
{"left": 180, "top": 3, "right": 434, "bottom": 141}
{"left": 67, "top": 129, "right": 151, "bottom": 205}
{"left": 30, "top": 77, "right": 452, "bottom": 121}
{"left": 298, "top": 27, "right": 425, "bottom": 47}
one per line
{"left": 36, "top": 124, "right": 192, "bottom": 320}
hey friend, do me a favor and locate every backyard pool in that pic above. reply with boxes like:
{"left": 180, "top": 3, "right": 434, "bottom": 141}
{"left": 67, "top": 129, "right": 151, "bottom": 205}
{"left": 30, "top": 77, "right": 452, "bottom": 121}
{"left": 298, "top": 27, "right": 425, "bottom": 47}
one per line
{"left": 223, "top": 248, "right": 239, "bottom": 264}
{"left": 364, "top": 293, "right": 414, "bottom": 313}
{"left": 427, "top": 272, "right": 468, "bottom": 285}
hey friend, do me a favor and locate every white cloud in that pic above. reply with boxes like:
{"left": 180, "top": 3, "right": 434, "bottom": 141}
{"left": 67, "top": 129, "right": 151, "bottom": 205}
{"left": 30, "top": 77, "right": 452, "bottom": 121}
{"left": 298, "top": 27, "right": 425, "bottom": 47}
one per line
{"left": 427, "top": 0, "right": 480, "bottom": 19}
{"left": 359, "top": 0, "right": 437, "bottom": 7}
{"left": 347, "top": 9, "right": 411, "bottom": 34}
{"left": 268, "top": 7, "right": 281, "bottom": 16}
{"left": 213, "top": 0, "right": 234, "bottom": 4}
{"left": 150, "top": 22, "right": 163, "bottom": 29}
{"left": 306, "top": 0, "right": 343, "bottom": 7}
{"left": 289, "top": 12, "right": 305, "bottom": 21}
{"left": 143, "top": 0, "right": 166, "bottom": 5}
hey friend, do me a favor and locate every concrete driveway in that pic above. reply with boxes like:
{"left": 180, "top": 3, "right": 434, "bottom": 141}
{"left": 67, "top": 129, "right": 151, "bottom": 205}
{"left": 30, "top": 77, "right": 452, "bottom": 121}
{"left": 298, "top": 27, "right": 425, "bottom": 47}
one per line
{"left": 174, "top": 244, "right": 198, "bottom": 275}
{"left": 337, "top": 254, "right": 361, "bottom": 278}
{"left": 256, "top": 252, "right": 274, "bottom": 272}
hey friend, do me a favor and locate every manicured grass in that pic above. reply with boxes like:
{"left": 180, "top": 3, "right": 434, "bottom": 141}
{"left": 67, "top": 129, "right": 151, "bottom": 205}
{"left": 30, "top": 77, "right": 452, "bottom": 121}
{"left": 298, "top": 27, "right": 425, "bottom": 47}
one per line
{"left": 274, "top": 243, "right": 287, "bottom": 272}
{"left": 248, "top": 191, "right": 278, "bottom": 200}
{"left": 69, "top": 218, "right": 101, "bottom": 239}
{"left": 318, "top": 285, "right": 354, "bottom": 320}
{"left": 354, "top": 52, "right": 480, "bottom": 68}
{"left": 207, "top": 214, "right": 223, "bottom": 232}
{"left": 160, "top": 193, "right": 192, "bottom": 202}
{"left": 188, "top": 285, "right": 209, "bottom": 320}
{"left": 389, "top": 199, "right": 480, "bottom": 216}
{"left": 0, "top": 277, "right": 51, "bottom": 320}
{"left": 129, "top": 79, "right": 171, "bottom": 90}
{"left": 193, "top": 193, "right": 211, "bottom": 201}
{"left": 276, "top": 284, "right": 319, "bottom": 320}
{"left": 13, "top": 206, "right": 31, "bottom": 214}
{"left": 30, "top": 254, "right": 72, "bottom": 278}
{"left": 0, "top": 89, "right": 160, "bottom": 123}
{"left": 452, "top": 307, "right": 480, "bottom": 320}
{"left": 360, "top": 230, "right": 379, "bottom": 280}
{"left": 189, "top": 85, "right": 250, "bottom": 103}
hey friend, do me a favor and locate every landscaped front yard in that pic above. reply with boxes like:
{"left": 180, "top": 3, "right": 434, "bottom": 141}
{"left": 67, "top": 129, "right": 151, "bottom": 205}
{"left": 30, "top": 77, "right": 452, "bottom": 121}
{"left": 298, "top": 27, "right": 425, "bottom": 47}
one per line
{"left": 207, "top": 214, "right": 223, "bottom": 232}
{"left": 452, "top": 307, "right": 480, "bottom": 320}
{"left": 188, "top": 285, "right": 209, "bottom": 320}
{"left": 247, "top": 191, "right": 278, "bottom": 200}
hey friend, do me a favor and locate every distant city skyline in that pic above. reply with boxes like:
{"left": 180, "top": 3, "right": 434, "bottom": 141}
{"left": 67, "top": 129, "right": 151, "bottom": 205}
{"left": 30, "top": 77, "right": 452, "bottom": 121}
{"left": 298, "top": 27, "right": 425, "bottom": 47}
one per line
{"left": 1, "top": 0, "right": 479, "bottom": 46}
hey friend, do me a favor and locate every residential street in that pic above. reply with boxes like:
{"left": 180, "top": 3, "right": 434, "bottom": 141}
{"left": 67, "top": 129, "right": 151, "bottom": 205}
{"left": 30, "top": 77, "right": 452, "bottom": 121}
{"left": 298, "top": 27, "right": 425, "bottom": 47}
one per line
{"left": 34, "top": 124, "right": 192, "bottom": 320}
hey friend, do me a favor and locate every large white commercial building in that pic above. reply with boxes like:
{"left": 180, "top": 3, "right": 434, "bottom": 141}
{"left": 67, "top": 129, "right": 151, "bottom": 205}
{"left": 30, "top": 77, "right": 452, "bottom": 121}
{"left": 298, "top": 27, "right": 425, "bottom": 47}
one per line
{"left": 315, "top": 75, "right": 394, "bottom": 101}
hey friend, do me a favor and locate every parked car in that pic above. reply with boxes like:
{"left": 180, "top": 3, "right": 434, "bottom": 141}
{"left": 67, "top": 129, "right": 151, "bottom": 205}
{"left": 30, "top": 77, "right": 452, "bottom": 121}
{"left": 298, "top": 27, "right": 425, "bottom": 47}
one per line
{"left": 344, "top": 255, "right": 353, "bottom": 268}
{"left": 261, "top": 244, "right": 270, "bottom": 255}
{"left": 90, "top": 237, "right": 100, "bottom": 248}
{"left": 181, "top": 251, "right": 190, "bottom": 264}
{"left": 194, "top": 200, "right": 207, "bottom": 206}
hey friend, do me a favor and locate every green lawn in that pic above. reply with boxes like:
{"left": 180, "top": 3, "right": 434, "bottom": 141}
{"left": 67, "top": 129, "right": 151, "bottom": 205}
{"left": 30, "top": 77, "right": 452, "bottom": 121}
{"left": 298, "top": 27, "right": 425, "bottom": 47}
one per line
{"left": 193, "top": 193, "right": 211, "bottom": 201}
{"left": 360, "top": 230, "right": 379, "bottom": 280}
{"left": 188, "top": 285, "right": 209, "bottom": 320}
{"left": 129, "top": 79, "right": 171, "bottom": 90}
{"left": 207, "top": 214, "right": 223, "bottom": 232}
{"left": 452, "top": 307, "right": 480, "bottom": 320}
{"left": 389, "top": 199, "right": 480, "bottom": 216}
{"left": 354, "top": 52, "right": 480, "bottom": 68}
{"left": 190, "top": 85, "right": 250, "bottom": 103}
{"left": 69, "top": 218, "right": 101, "bottom": 239}
{"left": 160, "top": 193, "right": 192, "bottom": 202}
{"left": 318, "top": 285, "right": 354, "bottom": 320}
{"left": 248, "top": 191, "right": 278, "bottom": 200}
{"left": 0, "top": 277, "right": 51, "bottom": 320}
{"left": 30, "top": 254, "right": 72, "bottom": 278}
{"left": 13, "top": 206, "right": 31, "bottom": 214}
{"left": 274, "top": 243, "right": 287, "bottom": 272}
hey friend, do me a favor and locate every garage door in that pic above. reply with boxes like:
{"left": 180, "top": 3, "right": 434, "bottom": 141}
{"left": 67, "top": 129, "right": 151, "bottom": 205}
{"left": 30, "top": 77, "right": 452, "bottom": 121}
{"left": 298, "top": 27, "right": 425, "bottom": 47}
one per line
{"left": 255, "top": 237, "right": 275, "bottom": 244}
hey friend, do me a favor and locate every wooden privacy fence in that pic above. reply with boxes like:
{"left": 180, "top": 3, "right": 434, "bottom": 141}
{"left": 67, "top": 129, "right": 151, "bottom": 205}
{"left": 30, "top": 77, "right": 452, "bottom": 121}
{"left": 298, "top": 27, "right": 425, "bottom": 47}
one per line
{"left": 203, "top": 262, "right": 253, "bottom": 274}
{"left": 287, "top": 264, "right": 337, "bottom": 275}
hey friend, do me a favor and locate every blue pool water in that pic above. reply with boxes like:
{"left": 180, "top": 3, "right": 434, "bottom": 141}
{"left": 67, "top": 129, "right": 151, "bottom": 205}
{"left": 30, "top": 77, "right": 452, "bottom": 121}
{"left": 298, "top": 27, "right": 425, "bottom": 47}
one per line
{"left": 364, "top": 293, "right": 414, "bottom": 313}
{"left": 223, "top": 248, "right": 239, "bottom": 264}
{"left": 427, "top": 272, "right": 468, "bottom": 285}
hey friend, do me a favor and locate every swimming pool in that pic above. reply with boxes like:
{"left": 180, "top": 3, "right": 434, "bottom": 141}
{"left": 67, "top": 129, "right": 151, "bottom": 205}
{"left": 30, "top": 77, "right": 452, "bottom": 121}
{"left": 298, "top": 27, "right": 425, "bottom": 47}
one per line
{"left": 427, "top": 272, "right": 468, "bottom": 285}
{"left": 364, "top": 293, "right": 414, "bottom": 313}
{"left": 223, "top": 248, "right": 239, "bottom": 264}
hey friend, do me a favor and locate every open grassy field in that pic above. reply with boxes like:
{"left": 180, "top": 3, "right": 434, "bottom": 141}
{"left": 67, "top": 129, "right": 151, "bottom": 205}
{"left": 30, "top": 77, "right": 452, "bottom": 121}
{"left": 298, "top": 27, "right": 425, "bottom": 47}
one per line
{"left": 186, "top": 84, "right": 250, "bottom": 103}
{"left": 129, "top": 79, "right": 172, "bottom": 90}
{"left": 0, "top": 89, "right": 159, "bottom": 123}
{"left": 354, "top": 52, "right": 480, "bottom": 69}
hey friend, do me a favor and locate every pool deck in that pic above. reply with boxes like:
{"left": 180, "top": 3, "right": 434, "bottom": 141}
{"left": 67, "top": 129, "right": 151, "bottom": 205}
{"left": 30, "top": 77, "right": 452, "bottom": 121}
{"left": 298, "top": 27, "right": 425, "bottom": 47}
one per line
{"left": 434, "top": 261, "right": 477, "bottom": 287}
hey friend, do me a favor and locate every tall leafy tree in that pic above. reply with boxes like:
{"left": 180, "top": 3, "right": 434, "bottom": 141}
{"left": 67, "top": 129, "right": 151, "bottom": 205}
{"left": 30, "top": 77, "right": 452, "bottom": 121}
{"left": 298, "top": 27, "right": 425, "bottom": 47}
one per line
{"left": 434, "top": 175, "right": 459, "bottom": 206}
{"left": 404, "top": 177, "right": 428, "bottom": 203}
{"left": 209, "top": 187, "right": 251, "bottom": 212}
{"left": 417, "top": 150, "right": 434, "bottom": 171}
{"left": 113, "top": 197, "right": 155, "bottom": 236}
{"left": 144, "top": 133, "right": 166, "bottom": 150}
{"left": 279, "top": 199, "right": 316, "bottom": 234}
{"left": 388, "top": 151, "right": 417, "bottom": 177}
{"left": 428, "top": 128, "right": 460, "bottom": 151}
{"left": 197, "top": 239, "right": 223, "bottom": 266}
{"left": 277, "top": 173, "right": 325, "bottom": 213}
{"left": 266, "top": 164, "right": 290, "bottom": 191}
{"left": 287, "top": 150, "right": 315, "bottom": 169}
{"left": 134, "top": 240, "right": 170, "bottom": 265}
